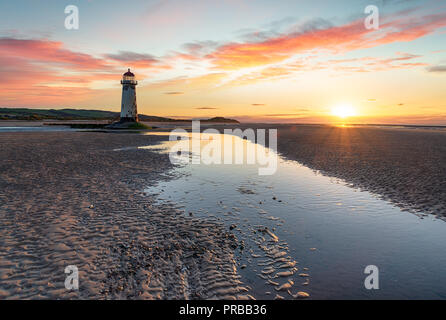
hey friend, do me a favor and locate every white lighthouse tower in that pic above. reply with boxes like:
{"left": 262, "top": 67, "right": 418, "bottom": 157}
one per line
{"left": 120, "top": 69, "right": 138, "bottom": 122}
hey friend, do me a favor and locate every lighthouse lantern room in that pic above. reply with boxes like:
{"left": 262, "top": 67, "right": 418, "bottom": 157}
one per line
{"left": 120, "top": 69, "right": 138, "bottom": 122}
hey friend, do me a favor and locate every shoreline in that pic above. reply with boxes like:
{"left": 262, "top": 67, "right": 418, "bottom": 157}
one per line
{"left": 172, "top": 123, "right": 446, "bottom": 218}
{"left": 272, "top": 125, "right": 446, "bottom": 218}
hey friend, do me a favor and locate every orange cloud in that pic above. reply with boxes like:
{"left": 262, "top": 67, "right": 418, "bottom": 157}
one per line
{"left": 147, "top": 73, "right": 226, "bottom": 91}
{"left": 205, "top": 11, "right": 446, "bottom": 70}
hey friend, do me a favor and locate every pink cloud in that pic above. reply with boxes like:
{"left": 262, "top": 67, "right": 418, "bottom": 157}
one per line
{"left": 0, "top": 38, "right": 166, "bottom": 106}
{"left": 0, "top": 38, "right": 108, "bottom": 70}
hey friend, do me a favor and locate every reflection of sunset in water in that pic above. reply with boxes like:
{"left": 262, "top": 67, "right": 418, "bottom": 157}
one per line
{"left": 144, "top": 131, "right": 446, "bottom": 299}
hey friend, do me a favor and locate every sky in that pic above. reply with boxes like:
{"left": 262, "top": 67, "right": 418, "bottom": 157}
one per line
{"left": 0, "top": 0, "right": 445, "bottom": 124}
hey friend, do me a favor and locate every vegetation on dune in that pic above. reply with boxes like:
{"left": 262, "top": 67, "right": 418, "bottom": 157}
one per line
{"left": 0, "top": 108, "right": 119, "bottom": 121}
{"left": 202, "top": 117, "right": 239, "bottom": 123}
{"left": 0, "top": 108, "right": 239, "bottom": 123}
{"left": 127, "top": 122, "right": 152, "bottom": 130}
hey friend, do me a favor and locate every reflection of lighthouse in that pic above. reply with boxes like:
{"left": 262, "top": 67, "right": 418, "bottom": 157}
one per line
{"left": 120, "top": 69, "right": 138, "bottom": 122}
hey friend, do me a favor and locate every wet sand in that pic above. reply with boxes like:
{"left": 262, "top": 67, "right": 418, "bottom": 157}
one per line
{"left": 201, "top": 123, "right": 446, "bottom": 217}
{"left": 0, "top": 132, "right": 248, "bottom": 299}
{"left": 271, "top": 125, "right": 446, "bottom": 217}
{"left": 1, "top": 125, "right": 446, "bottom": 299}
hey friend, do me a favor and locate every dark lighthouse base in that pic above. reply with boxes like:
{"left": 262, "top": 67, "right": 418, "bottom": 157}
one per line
{"left": 105, "top": 118, "right": 143, "bottom": 129}
{"left": 118, "top": 117, "right": 139, "bottom": 123}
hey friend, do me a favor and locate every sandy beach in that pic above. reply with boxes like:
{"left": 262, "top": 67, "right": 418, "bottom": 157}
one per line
{"left": 271, "top": 125, "right": 446, "bottom": 217}
{"left": 212, "top": 124, "right": 446, "bottom": 217}
{"left": 1, "top": 125, "right": 446, "bottom": 300}
{"left": 0, "top": 131, "right": 249, "bottom": 299}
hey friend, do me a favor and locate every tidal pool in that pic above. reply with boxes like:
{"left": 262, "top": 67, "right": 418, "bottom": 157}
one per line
{"left": 144, "top": 132, "right": 446, "bottom": 299}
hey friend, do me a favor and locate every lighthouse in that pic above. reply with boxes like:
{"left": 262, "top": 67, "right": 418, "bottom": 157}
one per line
{"left": 120, "top": 69, "right": 138, "bottom": 122}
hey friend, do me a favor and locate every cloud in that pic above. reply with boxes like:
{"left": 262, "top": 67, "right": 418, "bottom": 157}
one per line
{"left": 328, "top": 53, "right": 427, "bottom": 73}
{"left": 164, "top": 91, "right": 184, "bottom": 95}
{"left": 148, "top": 73, "right": 226, "bottom": 90}
{"left": 195, "top": 107, "right": 218, "bottom": 110}
{"left": 0, "top": 38, "right": 166, "bottom": 88}
{"left": 2, "top": 3, "right": 446, "bottom": 108}
{"left": 0, "top": 37, "right": 108, "bottom": 70}
{"left": 181, "top": 40, "right": 220, "bottom": 55}
{"left": 105, "top": 51, "right": 160, "bottom": 68}
{"left": 204, "top": 10, "right": 446, "bottom": 70}
{"left": 252, "top": 104, "right": 265, "bottom": 106}
{"left": 0, "top": 37, "right": 122, "bottom": 106}
{"left": 427, "top": 65, "right": 446, "bottom": 73}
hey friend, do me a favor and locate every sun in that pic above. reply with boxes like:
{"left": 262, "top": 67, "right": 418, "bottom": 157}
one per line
{"left": 331, "top": 104, "right": 357, "bottom": 119}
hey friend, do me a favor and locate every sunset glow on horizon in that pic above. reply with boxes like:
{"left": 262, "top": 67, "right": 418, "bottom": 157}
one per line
{"left": 331, "top": 104, "right": 357, "bottom": 119}
{"left": 0, "top": 0, "right": 445, "bottom": 125}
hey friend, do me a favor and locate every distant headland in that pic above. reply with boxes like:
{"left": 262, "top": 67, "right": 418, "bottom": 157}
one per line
{"left": 0, "top": 108, "right": 239, "bottom": 123}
